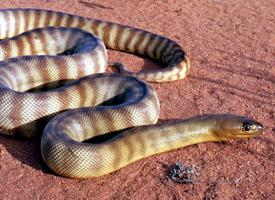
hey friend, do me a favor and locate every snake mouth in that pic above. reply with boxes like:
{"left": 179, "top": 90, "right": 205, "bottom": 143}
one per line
{"left": 235, "top": 133, "right": 261, "bottom": 138}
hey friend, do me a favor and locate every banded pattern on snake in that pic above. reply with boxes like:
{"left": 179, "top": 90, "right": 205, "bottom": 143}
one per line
{"left": 0, "top": 8, "right": 262, "bottom": 179}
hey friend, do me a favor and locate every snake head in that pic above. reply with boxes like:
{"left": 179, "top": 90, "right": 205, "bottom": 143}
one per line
{"left": 213, "top": 114, "right": 263, "bottom": 140}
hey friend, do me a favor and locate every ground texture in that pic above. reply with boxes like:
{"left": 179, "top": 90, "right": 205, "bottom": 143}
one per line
{"left": 0, "top": 0, "right": 274, "bottom": 199}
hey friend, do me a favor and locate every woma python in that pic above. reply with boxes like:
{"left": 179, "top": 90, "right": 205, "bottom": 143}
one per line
{"left": 0, "top": 9, "right": 263, "bottom": 178}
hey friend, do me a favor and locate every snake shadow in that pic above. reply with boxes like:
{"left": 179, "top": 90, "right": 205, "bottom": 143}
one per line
{"left": 0, "top": 112, "right": 65, "bottom": 175}
{"left": 0, "top": 134, "right": 51, "bottom": 173}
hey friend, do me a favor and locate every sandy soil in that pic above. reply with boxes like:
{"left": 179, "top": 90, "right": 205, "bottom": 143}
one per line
{"left": 0, "top": 0, "right": 274, "bottom": 199}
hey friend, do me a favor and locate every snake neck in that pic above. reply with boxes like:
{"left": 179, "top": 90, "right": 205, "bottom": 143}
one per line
{"left": 100, "top": 116, "right": 220, "bottom": 173}
{"left": 144, "top": 117, "right": 220, "bottom": 152}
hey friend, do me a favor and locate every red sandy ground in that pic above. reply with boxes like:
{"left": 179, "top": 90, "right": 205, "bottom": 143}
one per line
{"left": 0, "top": 1, "right": 274, "bottom": 199}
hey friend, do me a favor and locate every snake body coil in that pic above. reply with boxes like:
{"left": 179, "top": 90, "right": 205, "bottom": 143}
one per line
{"left": 0, "top": 9, "right": 262, "bottom": 179}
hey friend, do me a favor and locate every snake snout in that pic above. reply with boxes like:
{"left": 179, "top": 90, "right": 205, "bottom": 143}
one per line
{"left": 254, "top": 122, "right": 263, "bottom": 132}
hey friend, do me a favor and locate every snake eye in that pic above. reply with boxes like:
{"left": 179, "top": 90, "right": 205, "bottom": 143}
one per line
{"left": 243, "top": 123, "right": 252, "bottom": 132}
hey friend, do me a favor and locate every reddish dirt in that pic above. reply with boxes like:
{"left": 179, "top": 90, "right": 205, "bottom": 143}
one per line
{"left": 0, "top": 1, "right": 274, "bottom": 199}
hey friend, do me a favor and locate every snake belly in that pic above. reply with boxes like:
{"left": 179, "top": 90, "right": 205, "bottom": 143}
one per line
{"left": 0, "top": 9, "right": 262, "bottom": 179}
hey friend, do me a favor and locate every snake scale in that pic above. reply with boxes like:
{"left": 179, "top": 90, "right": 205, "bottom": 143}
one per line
{"left": 0, "top": 8, "right": 263, "bottom": 179}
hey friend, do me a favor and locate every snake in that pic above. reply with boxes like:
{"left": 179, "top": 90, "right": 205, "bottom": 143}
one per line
{"left": 0, "top": 8, "right": 263, "bottom": 179}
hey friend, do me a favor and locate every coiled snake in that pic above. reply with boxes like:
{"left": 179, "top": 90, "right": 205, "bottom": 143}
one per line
{"left": 0, "top": 9, "right": 263, "bottom": 178}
